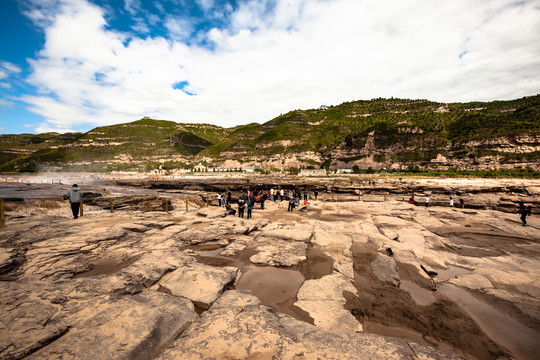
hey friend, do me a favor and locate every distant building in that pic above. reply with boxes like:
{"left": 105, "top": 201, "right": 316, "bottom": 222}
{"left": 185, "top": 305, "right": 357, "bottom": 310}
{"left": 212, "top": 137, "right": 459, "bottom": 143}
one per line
{"left": 319, "top": 105, "right": 328, "bottom": 110}
{"left": 337, "top": 169, "right": 353, "bottom": 174}
{"left": 193, "top": 164, "right": 207, "bottom": 172}
{"left": 300, "top": 169, "right": 327, "bottom": 175}
{"left": 242, "top": 165, "right": 261, "bottom": 173}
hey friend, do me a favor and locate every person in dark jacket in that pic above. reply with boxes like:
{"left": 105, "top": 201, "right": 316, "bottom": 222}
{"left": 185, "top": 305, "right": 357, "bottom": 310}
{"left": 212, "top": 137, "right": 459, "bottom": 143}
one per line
{"left": 247, "top": 199, "right": 254, "bottom": 219}
{"left": 238, "top": 197, "right": 245, "bottom": 218}
{"left": 288, "top": 197, "right": 295, "bottom": 212}
{"left": 518, "top": 202, "right": 531, "bottom": 226}
{"left": 260, "top": 193, "right": 266, "bottom": 209}
{"left": 67, "top": 184, "right": 83, "bottom": 219}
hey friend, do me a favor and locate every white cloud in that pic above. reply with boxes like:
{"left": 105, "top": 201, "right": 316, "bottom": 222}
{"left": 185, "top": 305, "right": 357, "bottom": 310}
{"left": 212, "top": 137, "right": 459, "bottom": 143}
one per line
{"left": 20, "top": 0, "right": 540, "bottom": 133}
{"left": 124, "top": 0, "right": 142, "bottom": 15}
{"left": 1, "top": 61, "right": 22, "bottom": 73}
{"left": 196, "top": 0, "right": 215, "bottom": 11}
{"left": 165, "top": 16, "right": 195, "bottom": 41}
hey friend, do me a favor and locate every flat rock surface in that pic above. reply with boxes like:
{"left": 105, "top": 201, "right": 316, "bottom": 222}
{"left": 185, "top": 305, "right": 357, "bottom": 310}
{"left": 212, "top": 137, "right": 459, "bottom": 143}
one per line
{"left": 1, "top": 178, "right": 539, "bottom": 360}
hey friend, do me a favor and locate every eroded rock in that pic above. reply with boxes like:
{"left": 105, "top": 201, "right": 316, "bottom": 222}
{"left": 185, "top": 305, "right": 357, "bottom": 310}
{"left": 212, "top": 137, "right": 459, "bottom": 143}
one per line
{"left": 160, "top": 263, "right": 238, "bottom": 309}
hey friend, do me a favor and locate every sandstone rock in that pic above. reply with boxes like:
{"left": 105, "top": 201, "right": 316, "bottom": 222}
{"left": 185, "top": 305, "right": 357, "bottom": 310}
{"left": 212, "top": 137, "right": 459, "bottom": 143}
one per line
{"left": 295, "top": 273, "right": 362, "bottom": 334}
{"left": 160, "top": 263, "right": 237, "bottom": 309}
{"left": 0, "top": 291, "right": 66, "bottom": 360}
{"left": 109, "top": 250, "right": 191, "bottom": 294}
{"left": 485, "top": 288, "right": 540, "bottom": 321}
{"left": 26, "top": 291, "right": 197, "bottom": 360}
{"left": 157, "top": 290, "right": 461, "bottom": 360}
{"left": 219, "top": 235, "right": 252, "bottom": 256}
{"left": 371, "top": 254, "right": 400, "bottom": 286}
{"left": 2, "top": 179, "right": 539, "bottom": 360}
{"left": 173, "top": 224, "right": 228, "bottom": 245}
{"left": 449, "top": 274, "right": 494, "bottom": 290}
{"left": 256, "top": 223, "right": 313, "bottom": 242}
{"left": 250, "top": 238, "right": 308, "bottom": 267}
{"left": 311, "top": 222, "right": 352, "bottom": 247}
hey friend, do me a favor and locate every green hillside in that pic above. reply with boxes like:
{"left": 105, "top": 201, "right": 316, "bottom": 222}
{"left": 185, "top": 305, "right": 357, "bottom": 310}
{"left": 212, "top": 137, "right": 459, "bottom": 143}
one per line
{"left": 0, "top": 118, "right": 213, "bottom": 172}
{"left": 1, "top": 94, "right": 539, "bottom": 173}
{"left": 197, "top": 94, "right": 540, "bottom": 159}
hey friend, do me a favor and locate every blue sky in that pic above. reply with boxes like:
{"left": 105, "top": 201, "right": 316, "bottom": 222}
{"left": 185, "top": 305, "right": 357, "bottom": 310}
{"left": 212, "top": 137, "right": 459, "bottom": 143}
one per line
{"left": 1, "top": 0, "right": 539, "bottom": 135}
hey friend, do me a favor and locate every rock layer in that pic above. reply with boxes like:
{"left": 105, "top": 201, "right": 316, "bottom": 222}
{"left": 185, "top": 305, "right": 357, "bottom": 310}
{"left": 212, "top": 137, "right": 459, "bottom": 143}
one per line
{"left": 1, "top": 179, "right": 539, "bottom": 360}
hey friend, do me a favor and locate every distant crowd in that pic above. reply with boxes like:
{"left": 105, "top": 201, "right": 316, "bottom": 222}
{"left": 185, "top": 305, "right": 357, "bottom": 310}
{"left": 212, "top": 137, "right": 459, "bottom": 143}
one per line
{"left": 216, "top": 187, "right": 318, "bottom": 218}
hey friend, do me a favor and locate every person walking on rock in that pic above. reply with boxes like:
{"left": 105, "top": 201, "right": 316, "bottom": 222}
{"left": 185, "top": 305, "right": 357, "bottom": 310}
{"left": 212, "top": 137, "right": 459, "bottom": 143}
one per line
{"left": 67, "top": 184, "right": 83, "bottom": 219}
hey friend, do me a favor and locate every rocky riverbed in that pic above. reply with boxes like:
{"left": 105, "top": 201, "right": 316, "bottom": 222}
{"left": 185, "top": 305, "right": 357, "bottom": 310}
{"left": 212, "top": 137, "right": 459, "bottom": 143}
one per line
{"left": 0, "top": 176, "right": 539, "bottom": 359}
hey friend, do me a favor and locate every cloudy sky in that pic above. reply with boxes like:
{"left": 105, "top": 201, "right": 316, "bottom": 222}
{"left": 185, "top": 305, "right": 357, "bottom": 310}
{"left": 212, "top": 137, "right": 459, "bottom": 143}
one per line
{"left": 0, "top": 0, "right": 539, "bottom": 134}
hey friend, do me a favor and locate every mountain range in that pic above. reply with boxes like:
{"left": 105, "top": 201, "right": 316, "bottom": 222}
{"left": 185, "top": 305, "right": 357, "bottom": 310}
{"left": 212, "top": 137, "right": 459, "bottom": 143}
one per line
{"left": 1, "top": 95, "right": 539, "bottom": 173}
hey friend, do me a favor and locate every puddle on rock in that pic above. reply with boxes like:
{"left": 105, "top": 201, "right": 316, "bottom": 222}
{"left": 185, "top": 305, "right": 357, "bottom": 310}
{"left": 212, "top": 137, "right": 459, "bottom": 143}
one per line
{"left": 294, "top": 245, "right": 334, "bottom": 280}
{"left": 235, "top": 266, "right": 313, "bottom": 324}
{"left": 439, "top": 283, "right": 540, "bottom": 360}
{"left": 194, "top": 247, "right": 224, "bottom": 257}
{"left": 399, "top": 280, "right": 436, "bottom": 306}
{"left": 73, "top": 255, "right": 141, "bottom": 278}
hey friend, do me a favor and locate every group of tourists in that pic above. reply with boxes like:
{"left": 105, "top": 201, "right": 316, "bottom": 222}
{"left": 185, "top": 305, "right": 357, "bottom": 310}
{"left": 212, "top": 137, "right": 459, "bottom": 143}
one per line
{"left": 64, "top": 183, "right": 534, "bottom": 227}
{"left": 213, "top": 186, "right": 319, "bottom": 219}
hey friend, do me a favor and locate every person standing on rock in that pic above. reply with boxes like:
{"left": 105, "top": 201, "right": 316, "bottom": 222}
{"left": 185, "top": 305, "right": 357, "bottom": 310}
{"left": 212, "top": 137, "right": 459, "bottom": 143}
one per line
{"left": 314, "top": 189, "right": 318, "bottom": 200}
{"left": 409, "top": 195, "right": 415, "bottom": 204}
{"left": 66, "top": 184, "right": 83, "bottom": 219}
{"left": 424, "top": 195, "right": 429, "bottom": 207}
{"left": 288, "top": 196, "right": 295, "bottom": 212}
{"left": 303, "top": 189, "right": 308, "bottom": 201}
{"left": 280, "top": 188, "right": 284, "bottom": 201}
{"left": 260, "top": 192, "right": 266, "bottom": 210}
{"left": 518, "top": 202, "right": 531, "bottom": 226}
{"left": 270, "top": 187, "right": 274, "bottom": 202}
{"left": 227, "top": 190, "right": 232, "bottom": 204}
{"left": 247, "top": 198, "right": 254, "bottom": 219}
{"left": 238, "top": 197, "right": 245, "bottom": 218}
{"left": 217, "top": 193, "right": 222, "bottom": 207}
{"left": 449, "top": 197, "right": 454, "bottom": 207}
